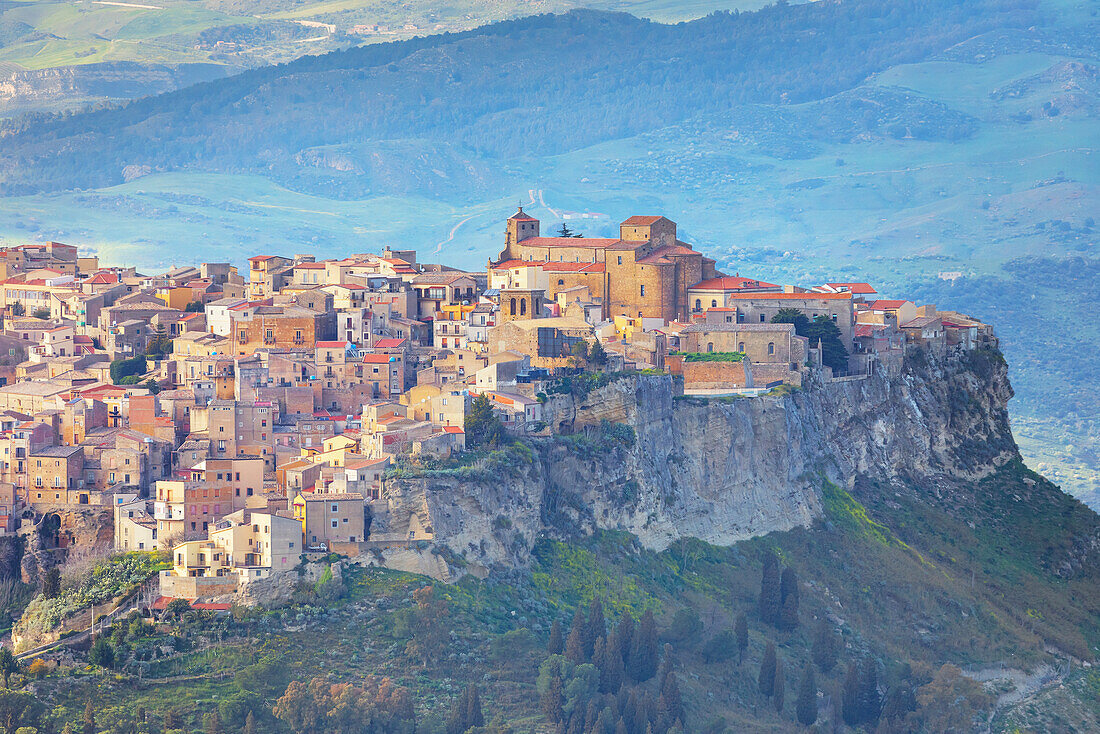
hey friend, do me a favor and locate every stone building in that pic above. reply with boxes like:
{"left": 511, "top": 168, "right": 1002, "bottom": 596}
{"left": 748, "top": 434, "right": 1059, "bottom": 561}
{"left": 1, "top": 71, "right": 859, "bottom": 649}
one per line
{"left": 493, "top": 209, "right": 720, "bottom": 322}
{"left": 727, "top": 293, "right": 856, "bottom": 351}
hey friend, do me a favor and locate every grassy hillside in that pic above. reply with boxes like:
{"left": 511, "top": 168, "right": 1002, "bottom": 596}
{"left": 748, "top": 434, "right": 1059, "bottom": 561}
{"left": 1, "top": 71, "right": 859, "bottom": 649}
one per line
{"left": 0, "top": 0, "right": 772, "bottom": 115}
{"left": 19, "top": 459, "right": 1100, "bottom": 732}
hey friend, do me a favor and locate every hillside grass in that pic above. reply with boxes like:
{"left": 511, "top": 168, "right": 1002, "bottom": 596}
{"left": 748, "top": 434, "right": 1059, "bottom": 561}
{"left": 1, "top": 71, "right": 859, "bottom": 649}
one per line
{"left": 24, "top": 458, "right": 1099, "bottom": 731}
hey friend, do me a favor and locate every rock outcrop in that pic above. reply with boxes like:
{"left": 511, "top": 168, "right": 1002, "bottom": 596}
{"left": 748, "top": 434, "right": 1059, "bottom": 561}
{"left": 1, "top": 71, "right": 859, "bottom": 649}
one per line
{"left": 372, "top": 347, "right": 1018, "bottom": 576}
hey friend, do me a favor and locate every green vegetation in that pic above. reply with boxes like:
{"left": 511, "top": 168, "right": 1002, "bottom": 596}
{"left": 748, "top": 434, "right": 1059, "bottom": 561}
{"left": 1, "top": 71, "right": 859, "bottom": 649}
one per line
{"left": 13, "top": 453, "right": 1100, "bottom": 730}
{"left": 109, "top": 354, "right": 147, "bottom": 384}
{"left": 677, "top": 351, "right": 743, "bottom": 363}
{"left": 14, "top": 552, "right": 169, "bottom": 644}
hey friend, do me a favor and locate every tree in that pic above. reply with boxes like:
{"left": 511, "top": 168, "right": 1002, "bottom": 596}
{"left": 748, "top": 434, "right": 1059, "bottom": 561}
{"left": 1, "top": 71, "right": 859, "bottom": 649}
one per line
{"left": 274, "top": 675, "right": 415, "bottom": 734}
{"left": 548, "top": 619, "right": 564, "bottom": 655}
{"left": 82, "top": 700, "right": 95, "bottom": 734}
{"left": 0, "top": 691, "right": 44, "bottom": 734}
{"left": 758, "top": 551, "right": 781, "bottom": 625}
{"left": 163, "top": 708, "right": 182, "bottom": 729}
{"left": 773, "top": 657, "right": 785, "bottom": 713}
{"left": 811, "top": 619, "right": 838, "bottom": 672}
{"left": 586, "top": 599, "right": 605, "bottom": 652}
{"left": 735, "top": 613, "right": 748, "bottom": 665}
{"left": 571, "top": 340, "right": 589, "bottom": 361}
{"left": 857, "top": 658, "right": 881, "bottom": 726}
{"left": 447, "top": 685, "right": 483, "bottom": 734}
{"left": 616, "top": 611, "right": 635, "bottom": 666}
{"left": 556, "top": 223, "right": 583, "bottom": 238}
{"left": 185, "top": 301, "right": 205, "bottom": 312}
{"left": 771, "top": 308, "right": 810, "bottom": 333}
{"left": 628, "top": 610, "right": 658, "bottom": 683}
{"left": 772, "top": 310, "right": 849, "bottom": 372}
{"left": 912, "top": 664, "right": 992, "bottom": 733}
{"left": 464, "top": 393, "right": 505, "bottom": 448}
{"left": 8, "top": 303, "right": 23, "bottom": 317}
{"left": 143, "top": 378, "right": 162, "bottom": 395}
{"left": 541, "top": 674, "right": 564, "bottom": 724}
{"left": 805, "top": 315, "right": 849, "bottom": 373}
{"left": 597, "top": 633, "right": 624, "bottom": 694}
{"left": 758, "top": 642, "right": 776, "bottom": 697}
{"left": 31, "top": 308, "right": 50, "bottom": 320}
{"left": 89, "top": 637, "right": 114, "bottom": 669}
{"left": 588, "top": 340, "right": 608, "bottom": 368}
{"left": 0, "top": 648, "right": 17, "bottom": 688}
{"left": 203, "top": 710, "right": 222, "bottom": 734}
{"left": 779, "top": 567, "right": 799, "bottom": 631}
{"left": 565, "top": 608, "right": 587, "bottom": 664}
{"left": 842, "top": 661, "right": 861, "bottom": 726}
{"left": 796, "top": 666, "right": 817, "bottom": 726}
{"left": 243, "top": 711, "right": 257, "bottom": 734}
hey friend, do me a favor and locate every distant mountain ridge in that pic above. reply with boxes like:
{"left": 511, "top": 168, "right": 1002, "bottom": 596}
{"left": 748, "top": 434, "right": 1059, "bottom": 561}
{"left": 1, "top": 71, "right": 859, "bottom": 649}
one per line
{"left": 0, "top": 0, "right": 1037, "bottom": 196}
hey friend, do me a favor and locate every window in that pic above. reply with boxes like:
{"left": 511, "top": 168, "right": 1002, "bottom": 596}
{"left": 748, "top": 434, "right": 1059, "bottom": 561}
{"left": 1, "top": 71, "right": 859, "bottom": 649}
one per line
{"left": 760, "top": 314, "right": 766, "bottom": 322}
{"left": 694, "top": 299, "right": 701, "bottom": 311}
{"left": 520, "top": 299, "right": 526, "bottom": 316}
{"left": 331, "top": 520, "right": 338, "bottom": 528}
{"left": 707, "top": 342, "right": 714, "bottom": 353}
{"left": 509, "top": 298, "right": 516, "bottom": 316}
{"left": 768, "top": 342, "right": 775, "bottom": 355}
{"left": 738, "top": 342, "right": 745, "bottom": 353}
{"left": 617, "top": 256, "right": 623, "bottom": 265}
{"left": 331, "top": 504, "right": 338, "bottom": 512}
{"left": 640, "top": 285, "right": 646, "bottom": 297}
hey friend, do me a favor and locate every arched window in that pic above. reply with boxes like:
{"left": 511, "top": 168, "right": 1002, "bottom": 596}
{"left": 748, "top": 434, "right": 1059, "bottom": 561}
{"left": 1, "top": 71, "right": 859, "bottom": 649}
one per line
{"left": 558, "top": 279, "right": 564, "bottom": 285}
{"left": 711, "top": 299, "right": 718, "bottom": 308}
{"left": 520, "top": 299, "right": 527, "bottom": 316}
{"left": 768, "top": 342, "right": 775, "bottom": 355}
{"left": 707, "top": 342, "right": 714, "bottom": 353}
{"left": 509, "top": 298, "right": 517, "bottom": 316}
{"left": 738, "top": 342, "right": 745, "bottom": 353}
{"left": 694, "top": 299, "right": 701, "bottom": 311}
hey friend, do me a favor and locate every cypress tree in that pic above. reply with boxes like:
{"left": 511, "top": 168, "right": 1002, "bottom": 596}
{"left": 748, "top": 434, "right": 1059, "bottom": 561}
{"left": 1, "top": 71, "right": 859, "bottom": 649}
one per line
{"left": 758, "top": 642, "right": 777, "bottom": 697}
{"left": 587, "top": 599, "right": 606, "bottom": 655}
{"left": 541, "top": 674, "right": 565, "bottom": 724}
{"left": 735, "top": 612, "right": 749, "bottom": 665}
{"left": 83, "top": 700, "right": 95, "bottom": 734}
{"left": 858, "top": 658, "right": 881, "bottom": 725}
{"left": 566, "top": 608, "right": 587, "bottom": 664}
{"left": 773, "top": 657, "right": 785, "bottom": 713}
{"left": 842, "top": 661, "right": 861, "bottom": 726}
{"left": 779, "top": 567, "right": 800, "bottom": 631}
{"left": 616, "top": 611, "right": 635, "bottom": 666}
{"left": 629, "top": 609, "right": 659, "bottom": 682}
{"left": 548, "top": 619, "right": 564, "bottom": 655}
{"left": 600, "top": 631, "right": 624, "bottom": 694}
{"left": 244, "top": 711, "right": 257, "bottom": 734}
{"left": 659, "top": 664, "right": 684, "bottom": 725}
{"left": 796, "top": 666, "right": 818, "bottom": 726}
{"left": 614, "top": 719, "right": 628, "bottom": 734}
{"left": 811, "top": 618, "right": 838, "bottom": 672}
{"left": 468, "top": 685, "right": 485, "bottom": 729}
{"left": 758, "top": 551, "right": 781, "bottom": 625}
{"left": 203, "top": 710, "right": 222, "bottom": 734}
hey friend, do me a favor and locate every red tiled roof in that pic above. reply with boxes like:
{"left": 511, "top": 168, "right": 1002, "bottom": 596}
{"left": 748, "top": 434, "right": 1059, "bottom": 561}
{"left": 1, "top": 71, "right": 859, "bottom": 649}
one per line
{"left": 315, "top": 341, "right": 351, "bottom": 348}
{"left": 729, "top": 292, "right": 851, "bottom": 300}
{"left": 516, "top": 237, "right": 622, "bottom": 249}
{"left": 373, "top": 338, "right": 407, "bottom": 348}
{"left": 492, "top": 259, "right": 549, "bottom": 269}
{"left": 509, "top": 209, "right": 538, "bottom": 222}
{"left": 691, "top": 276, "right": 780, "bottom": 291}
{"left": 362, "top": 354, "right": 394, "bottom": 364}
{"left": 621, "top": 215, "right": 663, "bottom": 226}
{"left": 870, "top": 300, "right": 910, "bottom": 309}
{"left": 443, "top": 426, "right": 464, "bottom": 434}
{"left": 295, "top": 262, "right": 326, "bottom": 269}
{"left": 85, "top": 272, "right": 118, "bottom": 285}
{"left": 824, "top": 282, "right": 876, "bottom": 294}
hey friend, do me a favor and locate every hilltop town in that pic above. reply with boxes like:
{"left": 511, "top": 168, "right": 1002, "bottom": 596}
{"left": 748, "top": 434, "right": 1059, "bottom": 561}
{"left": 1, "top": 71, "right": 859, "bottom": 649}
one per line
{"left": 0, "top": 209, "right": 994, "bottom": 621}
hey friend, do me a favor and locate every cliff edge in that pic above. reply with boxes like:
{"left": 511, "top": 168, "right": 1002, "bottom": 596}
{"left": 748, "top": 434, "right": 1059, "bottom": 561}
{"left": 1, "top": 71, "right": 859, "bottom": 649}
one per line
{"left": 375, "top": 347, "right": 1019, "bottom": 574}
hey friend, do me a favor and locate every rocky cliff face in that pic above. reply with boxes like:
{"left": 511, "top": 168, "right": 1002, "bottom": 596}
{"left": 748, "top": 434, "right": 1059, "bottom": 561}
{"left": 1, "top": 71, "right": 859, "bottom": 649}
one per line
{"left": 374, "top": 347, "right": 1018, "bottom": 576}
{"left": 0, "top": 62, "right": 228, "bottom": 117}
